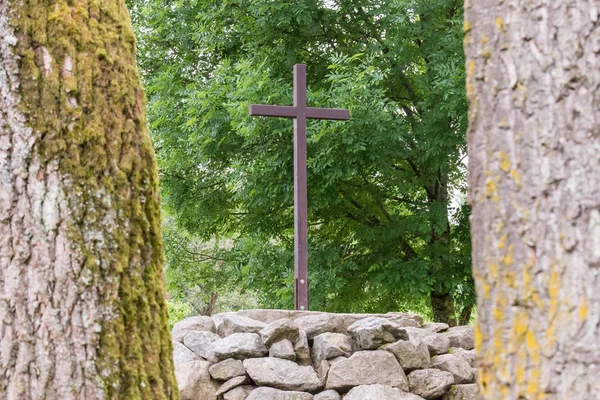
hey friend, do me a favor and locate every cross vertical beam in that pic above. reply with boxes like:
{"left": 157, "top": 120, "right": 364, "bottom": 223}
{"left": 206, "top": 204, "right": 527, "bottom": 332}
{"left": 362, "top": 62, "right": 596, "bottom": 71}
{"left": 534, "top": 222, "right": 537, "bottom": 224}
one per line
{"left": 293, "top": 64, "right": 309, "bottom": 311}
{"left": 249, "top": 64, "right": 350, "bottom": 311}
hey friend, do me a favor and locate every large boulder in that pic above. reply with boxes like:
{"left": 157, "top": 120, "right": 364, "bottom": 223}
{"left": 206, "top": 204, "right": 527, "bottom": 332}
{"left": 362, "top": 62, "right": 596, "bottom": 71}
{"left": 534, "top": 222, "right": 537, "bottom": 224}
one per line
{"left": 246, "top": 387, "right": 313, "bottom": 400}
{"left": 173, "top": 341, "right": 201, "bottom": 364}
{"left": 347, "top": 317, "right": 408, "bottom": 350}
{"left": 443, "top": 326, "right": 475, "bottom": 350}
{"left": 172, "top": 316, "right": 216, "bottom": 342}
{"left": 431, "top": 354, "right": 474, "bottom": 384}
{"left": 209, "top": 333, "right": 268, "bottom": 361}
{"left": 223, "top": 385, "right": 254, "bottom": 400}
{"left": 442, "top": 384, "right": 480, "bottom": 400}
{"left": 313, "top": 390, "right": 341, "bottom": 400}
{"left": 382, "top": 339, "right": 430, "bottom": 371}
{"left": 294, "top": 314, "right": 342, "bottom": 340}
{"left": 344, "top": 385, "right": 425, "bottom": 400}
{"left": 407, "top": 369, "right": 454, "bottom": 400}
{"left": 175, "top": 359, "right": 218, "bottom": 400}
{"left": 269, "top": 339, "right": 296, "bottom": 361}
{"left": 450, "top": 347, "right": 477, "bottom": 368}
{"left": 404, "top": 327, "right": 450, "bottom": 356}
{"left": 260, "top": 319, "right": 300, "bottom": 346}
{"left": 326, "top": 350, "right": 408, "bottom": 392}
{"left": 243, "top": 358, "right": 322, "bottom": 392}
{"left": 214, "top": 313, "right": 267, "bottom": 337}
{"left": 208, "top": 358, "right": 245, "bottom": 381}
{"left": 183, "top": 330, "right": 221, "bottom": 360}
{"left": 311, "top": 333, "right": 353, "bottom": 364}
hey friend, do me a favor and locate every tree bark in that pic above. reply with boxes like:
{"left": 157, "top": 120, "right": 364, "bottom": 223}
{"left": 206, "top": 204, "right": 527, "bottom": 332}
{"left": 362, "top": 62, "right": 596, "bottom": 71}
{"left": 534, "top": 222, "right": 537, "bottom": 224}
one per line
{"left": 465, "top": 0, "right": 600, "bottom": 398}
{"left": 430, "top": 291, "right": 458, "bottom": 327}
{"left": 0, "top": 0, "right": 178, "bottom": 399}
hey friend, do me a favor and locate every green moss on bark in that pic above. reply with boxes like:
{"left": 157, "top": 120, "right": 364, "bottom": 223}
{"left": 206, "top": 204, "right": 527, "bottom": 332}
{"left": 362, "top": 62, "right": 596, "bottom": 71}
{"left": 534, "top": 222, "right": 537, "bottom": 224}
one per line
{"left": 9, "top": 0, "right": 178, "bottom": 398}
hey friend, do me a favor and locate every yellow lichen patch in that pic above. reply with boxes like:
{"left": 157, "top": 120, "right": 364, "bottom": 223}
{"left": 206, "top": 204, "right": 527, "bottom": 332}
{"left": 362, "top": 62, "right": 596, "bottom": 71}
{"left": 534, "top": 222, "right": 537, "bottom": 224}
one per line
{"left": 468, "top": 60, "right": 476, "bottom": 77}
{"left": 495, "top": 220, "right": 504, "bottom": 232}
{"left": 502, "top": 245, "right": 514, "bottom": 266}
{"left": 499, "top": 151, "right": 511, "bottom": 172}
{"left": 548, "top": 266, "right": 560, "bottom": 318}
{"left": 511, "top": 169, "right": 522, "bottom": 187}
{"left": 489, "top": 262, "right": 499, "bottom": 279}
{"left": 482, "top": 49, "right": 492, "bottom": 60}
{"left": 474, "top": 322, "right": 484, "bottom": 350}
{"left": 481, "top": 36, "right": 488, "bottom": 44}
{"left": 463, "top": 20, "right": 471, "bottom": 33}
{"left": 496, "top": 17, "right": 504, "bottom": 30}
{"left": 503, "top": 271, "right": 516, "bottom": 288}
{"left": 485, "top": 177, "right": 499, "bottom": 203}
{"left": 483, "top": 282, "right": 491, "bottom": 299}
{"left": 497, "top": 234, "right": 507, "bottom": 249}
{"left": 579, "top": 297, "right": 588, "bottom": 322}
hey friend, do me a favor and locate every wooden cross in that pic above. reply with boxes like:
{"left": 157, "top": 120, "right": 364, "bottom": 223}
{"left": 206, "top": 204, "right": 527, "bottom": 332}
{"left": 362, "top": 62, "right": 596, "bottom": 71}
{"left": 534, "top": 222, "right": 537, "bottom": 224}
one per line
{"left": 249, "top": 64, "right": 350, "bottom": 311}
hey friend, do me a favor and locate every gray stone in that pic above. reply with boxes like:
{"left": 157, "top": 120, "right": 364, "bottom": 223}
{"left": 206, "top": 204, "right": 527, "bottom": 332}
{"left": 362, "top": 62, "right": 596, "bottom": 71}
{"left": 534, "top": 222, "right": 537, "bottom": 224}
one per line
{"left": 172, "top": 316, "right": 216, "bottom": 343}
{"left": 243, "top": 357, "right": 322, "bottom": 392}
{"left": 270, "top": 339, "right": 296, "bottom": 361}
{"left": 313, "top": 390, "right": 340, "bottom": 400}
{"left": 386, "top": 316, "right": 422, "bottom": 328}
{"left": 215, "top": 313, "right": 267, "bottom": 337}
{"left": 223, "top": 385, "right": 254, "bottom": 400}
{"left": 443, "top": 326, "right": 475, "bottom": 350}
{"left": 404, "top": 327, "right": 450, "bottom": 356}
{"left": 173, "top": 341, "right": 201, "bottom": 364}
{"left": 238, "top": 309, "right": 293, "bottom": 323}
{"left": 208, "top": 358, "right": 245, "bottom": 381}
{"left": 316, "top": 359, "right": 330, "bottom": 386}
{"left": 311, "top": 333, "right": 352, "bottom": 364}
{"left": 294, "top": 314, "right": 342, "bottom": 340}
{"left": 344, "top": 385, "right": 425, "bottom": 400}
{"left": 450, "top": 347, "right": 477, "bottom": 368}
{"left": 246, "top": 387, "right": 313, "bottom": 400}
{"left": 423, "top": 323, "right": 449, "bottom": 333}
{"left": 175, "top": 359, "right": 218, "bottom": 400}
{"left": 325, "top": 350, "right": 408, "bottom": 392}
{"left": 385, "top": 312, "right": 424, "bottom": 327}
{"left": 407, "top": 369, "right": 454, "bottom": 400}
{"left": 347, "top": 317, "right": 408, "bottom": 350}
{"left": 442, "top": 384, "right": 480, "bottom": 400}
{"left": 183, "top": 330, "right": 221, "bottom": 360}
{"left": 209, "top": 333, "right": 268, "bottom": 361}
{"left": 260, "top": 319, "right": 300, "bottom": 346}
{"left": 431, "top": 354, "right": 474, "bottom": 384}
{"left": 294, "top": 330, "right": 312, "bottom": 365}
{"left": 382, "top": 339, "right": 430, "bottom": 371}
{"left": 216, "top": 375, "right": 250, "bottom": 397}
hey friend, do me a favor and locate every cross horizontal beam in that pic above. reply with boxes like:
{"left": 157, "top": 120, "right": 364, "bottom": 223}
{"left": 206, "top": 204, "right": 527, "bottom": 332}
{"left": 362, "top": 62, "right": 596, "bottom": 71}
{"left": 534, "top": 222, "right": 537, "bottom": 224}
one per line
{"left": 249, "top": 105, "right": 350, "bottom": 121}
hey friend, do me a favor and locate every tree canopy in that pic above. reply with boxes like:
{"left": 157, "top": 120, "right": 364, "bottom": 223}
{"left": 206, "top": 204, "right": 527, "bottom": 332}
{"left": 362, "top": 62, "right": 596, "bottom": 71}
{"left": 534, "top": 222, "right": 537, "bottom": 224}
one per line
{"left": 130, "top": 0, "right": 473, "bottom": 321}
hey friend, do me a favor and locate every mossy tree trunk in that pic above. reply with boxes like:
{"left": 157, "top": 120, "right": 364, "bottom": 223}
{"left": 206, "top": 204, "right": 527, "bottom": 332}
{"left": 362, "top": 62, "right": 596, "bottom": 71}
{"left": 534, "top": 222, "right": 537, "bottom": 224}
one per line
{"left": 0, "top": 0, "right": 178, "bottom": 398}
{"left": 465, "top": 0, "right": 600, "bottom": 398}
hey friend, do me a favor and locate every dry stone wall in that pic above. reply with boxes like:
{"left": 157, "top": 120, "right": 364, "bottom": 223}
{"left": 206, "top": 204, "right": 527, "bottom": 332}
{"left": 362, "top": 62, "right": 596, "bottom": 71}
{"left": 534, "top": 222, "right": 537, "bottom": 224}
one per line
{"left": 172, "top": 310, "right": 481, "bottom": 400}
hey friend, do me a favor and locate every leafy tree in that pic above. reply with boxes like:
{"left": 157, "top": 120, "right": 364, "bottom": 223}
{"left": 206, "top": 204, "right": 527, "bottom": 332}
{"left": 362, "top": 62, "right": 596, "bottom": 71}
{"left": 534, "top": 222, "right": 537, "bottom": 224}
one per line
{"left": 131, "top": 0, "right": 473, "bottom": 323}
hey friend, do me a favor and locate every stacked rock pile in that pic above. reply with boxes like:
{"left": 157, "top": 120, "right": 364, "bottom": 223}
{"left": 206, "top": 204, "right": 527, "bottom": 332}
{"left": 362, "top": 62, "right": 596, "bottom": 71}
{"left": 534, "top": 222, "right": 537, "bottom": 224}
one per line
{"left": 172, "top": 309, "right": 480, "bottom": 400}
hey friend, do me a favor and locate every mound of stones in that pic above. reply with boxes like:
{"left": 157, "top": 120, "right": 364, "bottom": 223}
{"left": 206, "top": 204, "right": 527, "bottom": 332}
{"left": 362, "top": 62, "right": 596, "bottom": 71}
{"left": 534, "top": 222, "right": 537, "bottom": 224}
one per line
{"left": 172, "top": 309, "right": 480, "bottom": 400}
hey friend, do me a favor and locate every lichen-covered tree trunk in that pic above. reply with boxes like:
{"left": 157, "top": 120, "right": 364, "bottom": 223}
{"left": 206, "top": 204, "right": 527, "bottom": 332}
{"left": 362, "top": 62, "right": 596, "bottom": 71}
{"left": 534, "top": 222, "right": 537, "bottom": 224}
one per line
{"left": 465, "top": 0, "right": 600, "bottom": 398}
{"left": 0, "top": 0, "right": 178, "bottom": 398}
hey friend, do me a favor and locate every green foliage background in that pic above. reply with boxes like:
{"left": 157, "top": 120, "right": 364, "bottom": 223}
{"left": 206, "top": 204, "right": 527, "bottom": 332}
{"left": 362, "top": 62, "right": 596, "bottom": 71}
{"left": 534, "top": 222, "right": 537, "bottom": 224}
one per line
{"left": 129, "top": 0, "right": 474, "bottom": 320}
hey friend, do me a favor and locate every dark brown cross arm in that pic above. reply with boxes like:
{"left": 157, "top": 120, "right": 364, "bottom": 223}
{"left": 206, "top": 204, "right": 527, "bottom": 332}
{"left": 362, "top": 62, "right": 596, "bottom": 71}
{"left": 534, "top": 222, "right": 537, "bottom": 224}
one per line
{"left": 248, "top": 64, "right": 350, "bottom": 311}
